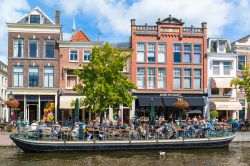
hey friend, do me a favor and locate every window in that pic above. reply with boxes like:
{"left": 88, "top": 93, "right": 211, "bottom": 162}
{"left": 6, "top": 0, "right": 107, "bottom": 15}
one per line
{"left": 147, "top": 68, "right": 155, "bottom": 89}
{"left": 174, "top": 44, "right": 181, "bottom": 63}
{"left": 13, "top": 66, "right": 23, "bottom": 87}
{"left": 212, "top": 61, "right": 220, "bottom": 75}
{"left": 194, "top": 69, "right": 201, "bottom": 89}
{"left": 83, "top": 51, "right": 91, "bottom": 62}
{"left": 148, "top": 43, "right": 155, "bottom": 62}
{"left": 29, "top": 67, "right": 39, "bottom": 87}
{"left": 45, "top": 40, "right": 55, "bottom": 58}
{"left": 13, "top": 39, "right": 24, "bottom": 57}
{"left": 238, "top": 56, "right": 246, "bottom": 70}
{"left": 184, "top": 44, "right": 191, "bottom": 63}
{"left": 194, "top": 44, "right": 201, "bottom": 64}
{"left": 211, "top": 88, "right": 219, "bottom": 95}
{"left": 239, "top": 99, "right": 245, "bottom": 108}
{"left": 184, "top": 69, "right": 191, "bottom": 89}
{"left": 29, "top": 40, "right": 38, "bottom": 58}
{"left": 223, "top": 88, "right": 232, "bottom": 96}
{"left": 174, "top": 68, "right": 181, "bottom": 89}
{"left": 30, "top": 15, "right": 40, "bottom": 24}
{"left": 137, "top": 43, "right": 145, "bottom": 62}
{"left": 137, "top": 68, "right": 145, "bottom": 89}
{"left": 69, "top": 50, "right": 78, "bottom": 62}
{"left": 218, "top": 41, "right": 225, "bottom": 52}
{"left": 158, "top": 43, "right": 166, "bottom": 63}
{"left": 223, "top": 61, "right": 231, "bottom": 75}
{"left": 44, "top": 67, "right": 54, "bottom": 88}
{"left": 158, "top": 68, "right": 166, "bottom": 89}
{"left": 66, "top": 70, "right": 77, "bottom": 89}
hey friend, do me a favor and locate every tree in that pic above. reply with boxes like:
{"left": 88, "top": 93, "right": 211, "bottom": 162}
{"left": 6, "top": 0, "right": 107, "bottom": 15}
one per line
{"left": 73, "top": 43, "right": 136, "bottom": 113}
{"left": 231, "top": 65, "right": 250, "bottom": 101}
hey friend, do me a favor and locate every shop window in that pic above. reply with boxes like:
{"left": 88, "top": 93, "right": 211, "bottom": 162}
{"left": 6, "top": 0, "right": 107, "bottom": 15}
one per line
{"left": 211, "top": 88, "right": 219, "bottom": 95}
{"left": 223, "top": 88, "right": 232, "bottom": 96}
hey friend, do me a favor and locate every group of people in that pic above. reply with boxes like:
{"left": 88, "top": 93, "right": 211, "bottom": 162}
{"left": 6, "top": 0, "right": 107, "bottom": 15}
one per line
{"left": 11, "top": 113, "right": 238, "bottom": 141}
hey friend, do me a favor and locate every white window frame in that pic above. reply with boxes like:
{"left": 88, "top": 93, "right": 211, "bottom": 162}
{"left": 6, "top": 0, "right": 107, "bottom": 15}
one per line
{"left": 69, "top": 49, "right": 79, "bottom": 62}
{"left": 66, "top": 70, "right": 78, "bottom": 89}
{"left": 29, "top": 14, "right": 41, "bottom": 24}
{"left": 136, "top": 42, "right": 145, "bottom": 63}
{"left": 44, "top": 40, "right": 55, "bottom": 58}
{"left": 83, "top": 50, "right": 91, "bottom": 62}
{"left": 13, "top": 39, "right": 24, "bottom": 58}
{"left": 29, "top": 39, "right": 39, "bottom": 58}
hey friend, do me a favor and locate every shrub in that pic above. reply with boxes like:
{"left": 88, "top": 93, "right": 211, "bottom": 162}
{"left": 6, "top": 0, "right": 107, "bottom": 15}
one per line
{"left": 210, "top": 110, "right": 219, "bottom": 119}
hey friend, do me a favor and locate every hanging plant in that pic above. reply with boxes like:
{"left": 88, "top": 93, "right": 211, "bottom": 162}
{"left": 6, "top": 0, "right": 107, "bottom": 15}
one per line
{"left": 173, "top": 100, "right": 189, "bottom": 109}
{"left": 5, "top": 99, "right": 20, "bottom": 109}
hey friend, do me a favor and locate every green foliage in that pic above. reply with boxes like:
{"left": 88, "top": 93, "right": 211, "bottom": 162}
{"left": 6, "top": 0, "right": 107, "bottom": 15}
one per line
{"left": 210, "top": 41, "right": 216, "bottom": 53}
{"left": 231, "top": 65, "right": 250, "bottom": 102}
{"left": 226, "top": 43, "right": 231, "bottom": 53}
{"left": 210, "top": 110, "right": 219, "bottom": 119}
{"left": 73, "top": 43, "right": 136, "bottom": 113}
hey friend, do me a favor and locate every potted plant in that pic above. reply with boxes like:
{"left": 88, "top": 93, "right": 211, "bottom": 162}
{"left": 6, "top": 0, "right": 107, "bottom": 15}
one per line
{"left": 173, "top": 100, "right": 189, "bottom": 124}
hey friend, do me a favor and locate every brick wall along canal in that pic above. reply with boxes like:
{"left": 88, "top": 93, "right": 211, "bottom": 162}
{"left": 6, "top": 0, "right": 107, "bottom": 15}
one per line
{"left": 0, "top": 142, "right": 250, "bottom": 166}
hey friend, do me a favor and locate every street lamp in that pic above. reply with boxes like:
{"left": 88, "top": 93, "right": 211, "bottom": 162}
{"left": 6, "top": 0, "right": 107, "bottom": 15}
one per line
{"left": 178, "top": 94, "right": 183, "bottom": 125}
{"left": 8, "top": 91, "right": 13, "bottom": 123}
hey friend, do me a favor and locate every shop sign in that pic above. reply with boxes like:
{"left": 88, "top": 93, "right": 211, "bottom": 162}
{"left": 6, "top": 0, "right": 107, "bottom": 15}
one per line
{"left": 160, "top": 93, "right": 181, "bottom": 97}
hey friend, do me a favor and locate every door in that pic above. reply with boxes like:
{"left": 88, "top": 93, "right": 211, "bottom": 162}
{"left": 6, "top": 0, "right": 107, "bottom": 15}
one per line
{"left": 28, "top": 105, "right": 38, "bottom": 123}
{"left": 239, "top": 109, "right": 245, "bottom": 120}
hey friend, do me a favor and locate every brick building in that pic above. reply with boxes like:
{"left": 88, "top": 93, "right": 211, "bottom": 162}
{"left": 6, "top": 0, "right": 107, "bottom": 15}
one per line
{"left": 130, "top": 15, "right": 208, "bottom": 120}
{"left": 231, "top": 35, "right": 250, "bottom": 120}
{"left": 58, "top": 30, "right": 101, "bottom": 124}
{"left": 6, "top": 7, "right": 62, "bottom": 122}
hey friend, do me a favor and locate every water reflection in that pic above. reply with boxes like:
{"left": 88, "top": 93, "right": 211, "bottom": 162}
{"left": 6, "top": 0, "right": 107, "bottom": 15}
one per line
{"left": 0, "top": 143, "right": 250, "bottom": 166}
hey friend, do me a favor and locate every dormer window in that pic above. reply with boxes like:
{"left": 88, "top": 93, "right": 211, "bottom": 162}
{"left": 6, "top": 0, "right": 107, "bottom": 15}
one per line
{"left": 30, "top": 15, "right": 40, "bottom": 24}
{"left": 218, "top": 41, "right": 225, "bottom": 53}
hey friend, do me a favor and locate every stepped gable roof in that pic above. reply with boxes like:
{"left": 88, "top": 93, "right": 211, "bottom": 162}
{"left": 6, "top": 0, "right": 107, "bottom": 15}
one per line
{"left": 156, "top": 15, "right": 184, "bottom": 25}
{"left": 70, "top": 29, "right": 90, "bottom": 42}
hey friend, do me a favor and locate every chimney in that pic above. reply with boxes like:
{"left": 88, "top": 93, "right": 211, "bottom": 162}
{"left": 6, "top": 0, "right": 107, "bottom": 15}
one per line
{"left": 201, "top": 22, "right": 207, "bottom": 29}
{"left": 55, "top": 10, "right": 60, "bottom": 25}
{"left": 131, "top": 19, "right": 136, "bottom": 26}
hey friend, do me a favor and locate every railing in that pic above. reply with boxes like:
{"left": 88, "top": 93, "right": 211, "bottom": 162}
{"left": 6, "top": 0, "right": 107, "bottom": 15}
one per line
{"left": 11, "top": 125, "right": 234, "bottom": 142}
{"left": 135, "top": 25, "right": 157, "bottom": 31}
{"left": 183, "top": 27, "right": 203, "bottom": 33}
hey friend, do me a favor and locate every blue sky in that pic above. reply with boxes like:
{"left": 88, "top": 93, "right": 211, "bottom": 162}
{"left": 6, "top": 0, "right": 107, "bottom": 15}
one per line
{"left": 1, "top": 0, "right": 250, "bottom": 63}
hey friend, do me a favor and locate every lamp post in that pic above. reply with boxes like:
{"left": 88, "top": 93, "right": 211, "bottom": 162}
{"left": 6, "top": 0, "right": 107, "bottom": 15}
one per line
{"left": 178, "top": 94, "right": 183, "bottom": 125}
{"left": 8, "top": 91, "right": 13, "bottom": 123}
{"left": 131, "top": 89, "right": 136, "bottom": 120}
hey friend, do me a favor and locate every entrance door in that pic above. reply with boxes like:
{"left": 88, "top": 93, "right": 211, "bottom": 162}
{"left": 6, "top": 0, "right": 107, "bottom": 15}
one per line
{"left": 239, "top": 109, "right": 245, "bottom": 120}
{"left": 28, "top": 105, "right": 38, "bottom": 123}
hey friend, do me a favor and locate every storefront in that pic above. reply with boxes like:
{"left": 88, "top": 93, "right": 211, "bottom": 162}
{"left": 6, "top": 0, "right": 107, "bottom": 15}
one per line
{"left": 210, "top": 101, "right": 242, "bottom": 120}
{"left": 134, "top": 93, "right": 207, "bottom": 121}
{"left": 12, "top": 95, "right": 56, "bottom": 123}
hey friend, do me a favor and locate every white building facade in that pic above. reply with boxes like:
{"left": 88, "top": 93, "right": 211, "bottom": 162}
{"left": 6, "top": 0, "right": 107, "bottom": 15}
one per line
{"left": 207, "top": 38, "right": 242, "bottom": 120}
{"left": 0, "top": 61, "right": 8, "bottom": 122}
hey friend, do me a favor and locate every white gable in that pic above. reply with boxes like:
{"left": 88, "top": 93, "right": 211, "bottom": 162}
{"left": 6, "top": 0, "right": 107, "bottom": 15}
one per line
{"left": 17, "top": 6, "right": 55, "bottom": 25}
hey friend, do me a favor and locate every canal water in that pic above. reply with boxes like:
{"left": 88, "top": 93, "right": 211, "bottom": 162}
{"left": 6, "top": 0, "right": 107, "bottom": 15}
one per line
{"left": 0, "top": 143, "right": 250, "bottom": 166}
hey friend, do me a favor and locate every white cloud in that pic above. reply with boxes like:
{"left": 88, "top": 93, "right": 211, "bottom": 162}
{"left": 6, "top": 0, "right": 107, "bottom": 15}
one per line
{"left": 0, "top": 0, "right": 30, "bottom": 63}
{"left": 41, "top": 0, "right": 237, "bottom": 39}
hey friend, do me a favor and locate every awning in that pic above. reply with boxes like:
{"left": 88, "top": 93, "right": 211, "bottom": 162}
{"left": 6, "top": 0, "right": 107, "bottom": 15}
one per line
{"left": 60, "top": 95, "right": 85, "bottom": 109}
{"left": 162, "top": 97, "right": 178, "bottom": 106}
{"left": 210, "top": 102, "right": 242, "bottom": 111}
{"left": 211, "top": 77, "right": 233, "bottom": 88}
{"left": 138, "top": 97, "right": 164, "bottom": 106}
{"left": 184, "top": 97, "right": 205, "bottom": 106}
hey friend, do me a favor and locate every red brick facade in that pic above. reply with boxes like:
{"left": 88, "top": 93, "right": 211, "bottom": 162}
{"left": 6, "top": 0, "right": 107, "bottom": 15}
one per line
{"left": 130, "top": 16, "right": 207, "bottom": 95}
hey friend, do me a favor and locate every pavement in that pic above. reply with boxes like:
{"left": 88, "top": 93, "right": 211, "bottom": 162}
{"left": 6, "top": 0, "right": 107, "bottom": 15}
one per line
{"left": 0, "top": 132, "right": 16, "bottom": 147}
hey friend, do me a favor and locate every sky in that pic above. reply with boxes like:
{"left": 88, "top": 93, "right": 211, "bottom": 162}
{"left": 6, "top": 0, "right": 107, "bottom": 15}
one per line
{"left": 1, "top": 0, "right": 250, "bottom": 63}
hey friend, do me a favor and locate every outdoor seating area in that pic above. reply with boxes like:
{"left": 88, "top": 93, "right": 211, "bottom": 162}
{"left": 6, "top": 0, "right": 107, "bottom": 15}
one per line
{"left": 11, "top": 117, "right": 235, "bottom": 142}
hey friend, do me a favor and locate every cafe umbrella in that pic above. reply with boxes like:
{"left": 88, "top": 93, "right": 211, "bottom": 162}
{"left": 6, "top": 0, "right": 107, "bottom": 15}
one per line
{"left": 149, "top": 98, "right": 155, "bottom": 126}
{"left": 74, "top": 98, "right": 79, "bottom": 122}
